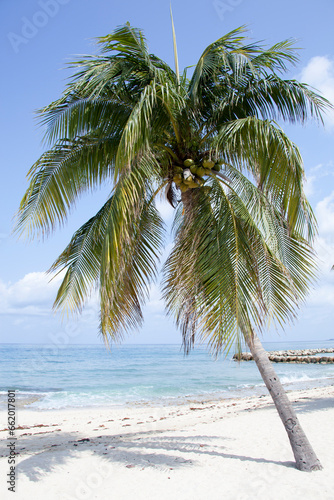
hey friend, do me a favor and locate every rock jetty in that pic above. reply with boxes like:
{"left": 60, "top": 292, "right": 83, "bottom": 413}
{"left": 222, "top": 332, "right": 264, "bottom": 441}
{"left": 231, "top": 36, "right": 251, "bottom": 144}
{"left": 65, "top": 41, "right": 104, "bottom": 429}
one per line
{"left": 233, "top": 348, "right": 334, "bottom": 363}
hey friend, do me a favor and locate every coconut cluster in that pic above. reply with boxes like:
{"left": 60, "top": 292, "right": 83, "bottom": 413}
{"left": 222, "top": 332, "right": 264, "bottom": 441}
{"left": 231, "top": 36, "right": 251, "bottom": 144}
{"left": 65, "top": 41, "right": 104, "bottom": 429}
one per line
{"left": 173, "top": 158, "right": 221, "bottom": 192}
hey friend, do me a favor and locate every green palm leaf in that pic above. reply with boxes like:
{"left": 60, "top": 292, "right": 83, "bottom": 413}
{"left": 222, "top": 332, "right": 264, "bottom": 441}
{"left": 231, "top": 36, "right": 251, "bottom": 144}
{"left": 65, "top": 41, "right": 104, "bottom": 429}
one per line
{"left": 49, "top": 197, "right": 113, "bottom": 312}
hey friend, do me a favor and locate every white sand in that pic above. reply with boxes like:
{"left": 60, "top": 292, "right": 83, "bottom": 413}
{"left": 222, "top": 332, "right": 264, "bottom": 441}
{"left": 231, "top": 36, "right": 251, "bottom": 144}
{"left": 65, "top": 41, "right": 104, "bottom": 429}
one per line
{"left": 1, "top": 385, "right": 333, "bottom": 500}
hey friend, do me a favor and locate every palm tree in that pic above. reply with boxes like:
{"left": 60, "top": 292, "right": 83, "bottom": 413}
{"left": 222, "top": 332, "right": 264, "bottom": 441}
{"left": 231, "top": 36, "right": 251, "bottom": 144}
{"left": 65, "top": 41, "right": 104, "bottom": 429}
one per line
{"left": 15, "top": 23, "right": 332, "bottom": 471}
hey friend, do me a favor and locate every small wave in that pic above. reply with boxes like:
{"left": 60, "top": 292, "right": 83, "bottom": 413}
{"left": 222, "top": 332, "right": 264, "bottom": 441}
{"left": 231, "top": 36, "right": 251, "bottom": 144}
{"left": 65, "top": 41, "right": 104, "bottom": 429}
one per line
{"left": 280, "top": 373, "right": 330, "bottom": 385}
{"left": 0, "top": 386, "right": 62, "bottom": 393}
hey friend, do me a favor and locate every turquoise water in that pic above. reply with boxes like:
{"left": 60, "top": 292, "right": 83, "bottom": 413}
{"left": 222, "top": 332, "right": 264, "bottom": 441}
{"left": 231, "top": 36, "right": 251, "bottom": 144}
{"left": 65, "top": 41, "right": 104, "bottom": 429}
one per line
{"left": 1, "top": 341, "right": 333, "bottom": 410}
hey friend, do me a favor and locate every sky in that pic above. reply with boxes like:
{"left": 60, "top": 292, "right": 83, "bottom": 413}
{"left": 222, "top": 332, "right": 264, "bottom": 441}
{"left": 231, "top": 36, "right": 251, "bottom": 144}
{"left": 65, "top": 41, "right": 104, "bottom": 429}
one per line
{"left": 0, "top": 0, "right": 333, "bottom": 347}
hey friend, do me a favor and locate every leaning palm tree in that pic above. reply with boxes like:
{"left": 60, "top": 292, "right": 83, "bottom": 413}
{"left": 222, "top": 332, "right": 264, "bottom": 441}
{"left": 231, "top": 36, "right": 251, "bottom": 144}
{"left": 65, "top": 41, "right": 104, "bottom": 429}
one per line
{"left": 15, "top": 23, "right": 332, "bottom": 471}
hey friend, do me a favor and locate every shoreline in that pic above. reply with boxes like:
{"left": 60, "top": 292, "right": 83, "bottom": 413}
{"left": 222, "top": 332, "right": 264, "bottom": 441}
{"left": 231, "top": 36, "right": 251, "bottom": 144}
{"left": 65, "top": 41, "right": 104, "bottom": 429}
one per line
{"left": 4, "top": 374, "right": 334, "bottom": 412}
{"left": 1, "top": 384, "right": 333, "bottom": 499}
{"left": 2, "top": 341, "right": 334, "bottom": 415}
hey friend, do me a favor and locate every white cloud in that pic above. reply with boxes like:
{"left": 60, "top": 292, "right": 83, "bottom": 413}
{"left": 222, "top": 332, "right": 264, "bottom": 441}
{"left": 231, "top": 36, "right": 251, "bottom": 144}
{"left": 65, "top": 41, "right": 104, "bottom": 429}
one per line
{"left": 300, "top": 56, "right": 334, "bottom": 127}
{"left": 309, "top": 161, "right": 334, "bottom": 177}
{"left": 304, "top": 161, "right": 334, "bottom": 198}
{"left": 0, "top": 272, "right": 61, "bottom": 316}
{"left": 315, "top": 191, "right": 334, "bottom": 237}
{"left": 311, "top": 163, "right": 326, "bottom": 173}
{"left": 308, "top": 281, "right": 334, "bottom": 307}
{"left": 303, "top": 192, "right": 334, "bottom": 308}
{"left": 303, "top": 174, "right": 316, "bottom": 197}
{"left": 0, "top": 271, "right": 99, "bottom": 317}
{"left": 314, "top": 236, "right": 334, "bottom": 276}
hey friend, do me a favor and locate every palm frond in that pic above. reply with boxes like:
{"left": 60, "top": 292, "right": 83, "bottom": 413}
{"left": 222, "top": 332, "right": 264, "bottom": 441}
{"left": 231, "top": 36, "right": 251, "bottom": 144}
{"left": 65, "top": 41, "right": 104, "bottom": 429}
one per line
{"left": 40, "top": 97, "right": 131, "bottom": 145}
{"left": 163, "top": 176, "right": 316, "bottom": 355}
{"left": 49, "top": 197, "right": 113, "bottom": 312}
{"left": 170, "top": 5, "right": 180, "bottom": 88}
{"left": 188, "top": 26, "right": 253, "bottom": 101}
{"left": 99, "top": 159, "right": 165, "bottom": 341}
{"left": 251, "top": 39, "right": 299, "bottom": 73}
{"left": 14, "top": 136, "right": 117, "bottom": 239}
{"left": 97, "top": 23, "right": 150, "bottom": 61}
{"left": 49, "top": 153, "right": 165, "bottom": 342}
{"left": 213, "top": 116, "right": 317, "bottom": 241}
{"left": 211, "top": 76, "right": 331, "bottom": 125}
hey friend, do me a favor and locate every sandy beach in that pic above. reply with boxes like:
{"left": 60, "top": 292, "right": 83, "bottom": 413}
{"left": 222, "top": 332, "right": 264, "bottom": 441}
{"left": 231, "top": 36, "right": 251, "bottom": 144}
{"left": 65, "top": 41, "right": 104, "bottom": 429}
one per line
{"left": 1, "top": 385, "right": 333, "bottom": 500}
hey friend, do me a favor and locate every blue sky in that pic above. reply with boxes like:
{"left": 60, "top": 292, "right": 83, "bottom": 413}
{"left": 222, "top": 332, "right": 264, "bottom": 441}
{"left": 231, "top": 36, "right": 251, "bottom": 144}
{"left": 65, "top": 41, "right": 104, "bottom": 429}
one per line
{"left": 1, "top": 0, "right": 333, "bottom": 346}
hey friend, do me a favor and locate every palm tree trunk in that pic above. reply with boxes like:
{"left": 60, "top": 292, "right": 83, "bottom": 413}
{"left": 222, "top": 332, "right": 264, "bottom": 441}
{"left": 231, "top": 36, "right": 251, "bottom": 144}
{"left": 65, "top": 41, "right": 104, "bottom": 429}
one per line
{"left": 244, "top": 330, "right": 322, "bottom": 471}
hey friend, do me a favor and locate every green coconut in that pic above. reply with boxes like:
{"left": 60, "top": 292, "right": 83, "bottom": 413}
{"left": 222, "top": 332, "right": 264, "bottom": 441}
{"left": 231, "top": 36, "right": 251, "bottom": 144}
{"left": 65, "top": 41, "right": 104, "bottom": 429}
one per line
{"left": 190, "top": 164, "right": 198, "bottom": 174}
{"left": 174, "top": 166, "right": 184, "bottom": 174}
{"left": 196, "top": 166, "right": 205, "bottom": 177}
{"left": 184, "top": 177, "right": 194, "bottom": 185}
{"left": 183, "top": 158, "right": 195, "bottom": 167}
{"left": 203, "top": 159, "right": 215, "bottom": 169}
{"left": 212, "top": 163, "right": 220, "bottom": 171}
{"left": 173, "top": 174, "right": 182, "bottom": 184}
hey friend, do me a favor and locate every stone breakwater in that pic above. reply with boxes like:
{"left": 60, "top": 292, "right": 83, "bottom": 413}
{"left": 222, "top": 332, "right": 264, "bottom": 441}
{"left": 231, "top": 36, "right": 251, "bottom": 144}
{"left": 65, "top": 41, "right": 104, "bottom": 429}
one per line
{"left": 233, "top": 348, "right": 334, "bottom": 363}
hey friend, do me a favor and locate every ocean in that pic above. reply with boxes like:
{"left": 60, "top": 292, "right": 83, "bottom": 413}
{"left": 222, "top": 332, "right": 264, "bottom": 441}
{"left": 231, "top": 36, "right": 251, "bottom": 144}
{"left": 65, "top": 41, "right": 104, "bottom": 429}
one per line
{"left": 1, "top": 340, "right": 334, "bottom": 410}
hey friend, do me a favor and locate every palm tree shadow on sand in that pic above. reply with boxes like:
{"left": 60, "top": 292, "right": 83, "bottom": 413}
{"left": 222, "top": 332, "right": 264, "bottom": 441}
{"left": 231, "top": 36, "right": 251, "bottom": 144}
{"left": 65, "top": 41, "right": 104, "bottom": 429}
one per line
{"left": 16, "top": 428, "right": 295, "bottom": 483}
{"left": 291, "top": 396, "right": 334, "bottom": 414}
